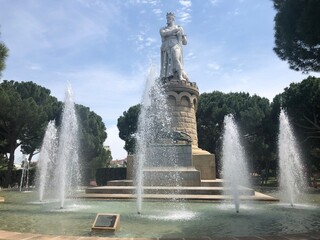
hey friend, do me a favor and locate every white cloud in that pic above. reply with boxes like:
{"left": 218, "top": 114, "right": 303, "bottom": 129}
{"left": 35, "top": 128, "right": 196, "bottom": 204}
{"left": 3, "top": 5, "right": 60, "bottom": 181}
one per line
{"left": 133, "top": 31, "right": 158, "bottom": 53}
{"left": 57, "top": 65, "right": 143, "bottom": 103}
{"left": 209, "top": 0, "right": 220, "bottom": 6}
{"left": 207, "top": 62, "right": 221, "bottom": 71}
{"left": 177, "top": 0, "right": 192, "bottom": 23}
{"left": 228, "top": 8, "right": 240, "bottom": 16}
{"left": 153, "top": 8, "right": 162, "bottom": 15}
{"left": 27, "top": 63, "right": 42, "bottom": 71}
{"left": 200, "top": 56, "right": 320, "bottom": 102}
{"left": 178, "top": 12, "right": 192, "bottom": 23}
{"left": 0, "top": 1, "right": 119, "bottom": 59}
{"left": 179, "top": 0, "right": 192, "bottom": 8}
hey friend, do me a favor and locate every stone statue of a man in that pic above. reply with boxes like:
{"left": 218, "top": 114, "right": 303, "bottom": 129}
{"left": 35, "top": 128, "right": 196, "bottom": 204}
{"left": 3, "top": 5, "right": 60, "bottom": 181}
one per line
{"left": 160, "top": 12, "right": 188, "bottom": 81}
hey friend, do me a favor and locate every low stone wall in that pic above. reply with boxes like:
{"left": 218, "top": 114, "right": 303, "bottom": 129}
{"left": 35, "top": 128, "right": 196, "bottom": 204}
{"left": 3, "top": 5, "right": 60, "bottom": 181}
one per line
{"left": 95, "top": 168, "right": 127, "bottom": 186}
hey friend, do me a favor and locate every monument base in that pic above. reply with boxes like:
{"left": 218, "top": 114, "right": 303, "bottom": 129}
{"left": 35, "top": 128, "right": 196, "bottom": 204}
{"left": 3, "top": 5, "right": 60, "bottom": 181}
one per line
{"left": 192, "top": 147, "right": 216, "bottom": 180}
{"left": 126, "top": 146, "right": 216, "bottom": 183}
{"left": 143, "top": 167, "right": 201, "bottom": 186}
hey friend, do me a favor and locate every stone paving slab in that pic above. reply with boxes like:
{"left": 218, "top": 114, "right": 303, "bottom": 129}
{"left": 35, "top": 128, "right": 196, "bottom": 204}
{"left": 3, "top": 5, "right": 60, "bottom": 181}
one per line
{"left": 0, "top": 231, "right": 320, "bottom": 240}
{"left": 76, "top": 192, "right": 278, "bottom": 201}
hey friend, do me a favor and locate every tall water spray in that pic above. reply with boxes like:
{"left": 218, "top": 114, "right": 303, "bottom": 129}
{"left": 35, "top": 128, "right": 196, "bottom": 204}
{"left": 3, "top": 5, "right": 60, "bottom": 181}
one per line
{"left": 135, "top": 67, "right": 177, "bottom": 214}
{"left": 222, "top": 114, "right": 250, "bottom": 213}
{"left": 278, "top": 109, "right": 306, "bottom": 206}
{"left": 56, "top": 84, "right": 80, "bottom": 208}
{"left": 37, "top": 121, "right": 58, "bottom": 202}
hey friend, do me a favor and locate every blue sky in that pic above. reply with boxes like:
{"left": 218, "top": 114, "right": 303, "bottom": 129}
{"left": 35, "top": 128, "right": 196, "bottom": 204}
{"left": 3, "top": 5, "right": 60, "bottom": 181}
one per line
{"left": 0, "top": 0, "right": 319, "bottom": 160}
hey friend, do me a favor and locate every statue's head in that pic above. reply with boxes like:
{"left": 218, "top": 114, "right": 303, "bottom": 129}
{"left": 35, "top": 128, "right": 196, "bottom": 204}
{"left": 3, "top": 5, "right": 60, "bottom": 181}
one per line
{"left": 166, "top": 12, "right": 175, "bottom": 25}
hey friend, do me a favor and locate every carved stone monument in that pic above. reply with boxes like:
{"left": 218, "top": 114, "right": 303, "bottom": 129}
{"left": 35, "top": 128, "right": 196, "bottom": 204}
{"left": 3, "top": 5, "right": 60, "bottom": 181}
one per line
{"left": 161, "top": 12, "right": 216, "bottom": 180}
{"left": 127, "top": 12, "right": 216, "bottom": 183}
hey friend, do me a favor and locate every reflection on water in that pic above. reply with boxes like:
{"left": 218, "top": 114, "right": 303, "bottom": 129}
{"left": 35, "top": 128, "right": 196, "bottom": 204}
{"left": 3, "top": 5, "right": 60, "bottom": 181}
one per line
{"left": 0, "top": 190, "right": 320, "bottom": 238}
{"left": 143, "top": 209, "right": 197, "bottom": 221}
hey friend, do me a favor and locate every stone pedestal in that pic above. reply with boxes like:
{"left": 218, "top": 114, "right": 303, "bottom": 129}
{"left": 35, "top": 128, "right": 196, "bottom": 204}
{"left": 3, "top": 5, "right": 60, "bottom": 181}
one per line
{"left": 192, "top": 147, "right": 216, "bottom": 179}
{"left": 125, "top": 78, "right": 216, "bottom": 184}
{"left": 144, "top": 144, "right": 192, "bottom": 167}
{"left": 126, "top": 150, "right": 216, "bottom": 182}
{"left": 143, "top": 167, "right": 201, "bottom": 186}
{"left": 165, "top": 79, "right": 216, "bottom": 180}
{"left": 126, "top": 144, "right": 201, "bottom": 186}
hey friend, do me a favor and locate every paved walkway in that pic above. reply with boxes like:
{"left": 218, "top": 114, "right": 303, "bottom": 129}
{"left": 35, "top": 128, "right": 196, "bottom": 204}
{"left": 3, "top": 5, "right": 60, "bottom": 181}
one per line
{"left": 0, "top": 230, "right": 320, "bottom": 240}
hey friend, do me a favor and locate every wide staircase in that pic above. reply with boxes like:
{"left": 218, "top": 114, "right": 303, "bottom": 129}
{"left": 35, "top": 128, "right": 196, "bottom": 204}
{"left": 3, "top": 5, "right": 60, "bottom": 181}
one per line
{"left": 81, "top": 179, "right": 276, "bottom": 201}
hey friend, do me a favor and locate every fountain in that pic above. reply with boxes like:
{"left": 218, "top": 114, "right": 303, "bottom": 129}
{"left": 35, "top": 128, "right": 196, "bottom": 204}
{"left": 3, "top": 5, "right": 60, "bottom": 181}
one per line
{"left": 35, "top": 84, "right": 80, "bottom": 208}
{"left": 37, "top": 120, "right": 58, "bottom": 202}
{"left": 135, "top": 66, "right": 176, "bottom": 213}
{"left": 1, "top": 12, "right": 319, "bottom": 240}
{"left": 221, "top": 114, "right": 251, "bottom": 213}
{"left": 55, "top": 84, "right": 80, "bottom": 208}
{"left": 135, "top": 64, "right": 199, "bottom": 213}
{"left": 0, "top": 190, "right": 320, "bottom": 238}
{"left": 84, "top": 12, "right": 269, "bottom": 204}
{"left": 278, "top": 109, "right": 307, "bottom": 206}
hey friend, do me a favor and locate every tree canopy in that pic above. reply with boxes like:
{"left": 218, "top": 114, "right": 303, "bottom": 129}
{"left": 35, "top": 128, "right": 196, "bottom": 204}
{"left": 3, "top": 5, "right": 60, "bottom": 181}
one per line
{"left": 0, "top": 80, "right": 112, "bottom": 186}
{"left": 0, "top": 33, "right": 9, "bottom": 78}
{"left": 0, "top": 80, "right": 60, "bottom": 187}
{"left": 117, "top": 104, "right": 140, "bottom": 154}
{"left": 76, "top": 104, "right": 110, "bottom": 169}
{"left": 274, "top": 76, "right": 320, "bottom": 170}
{"left": 273, "top": 0, "right": 320, "bottom": 72}
{"left": 196, "top": 91, "right": 272, "bottom": 174}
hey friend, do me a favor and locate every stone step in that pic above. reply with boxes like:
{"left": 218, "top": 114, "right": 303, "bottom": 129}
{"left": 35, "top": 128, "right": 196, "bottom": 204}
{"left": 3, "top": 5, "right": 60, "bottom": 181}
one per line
{"left": 77, "top": 191, "right": 278, "bottom": 201}
{"left": 201, "top": 179, "right": 224, "bottom": 187}
{"left": 107, "top": 180, "right": 133, "bottom": 186}
{"left": 107, "top": 179, "right": 224, "bottom": 187}
{"left": 85, "top": 186, "right": 254, "bottom": 196}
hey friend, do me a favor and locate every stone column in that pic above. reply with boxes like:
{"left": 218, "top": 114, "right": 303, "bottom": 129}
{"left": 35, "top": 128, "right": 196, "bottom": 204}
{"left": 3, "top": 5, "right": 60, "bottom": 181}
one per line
{"left": 164, "top": 79, "right": 216, "bottom": 180}
{"left": 165, "top": 79, "right": 199, "bottom": 147}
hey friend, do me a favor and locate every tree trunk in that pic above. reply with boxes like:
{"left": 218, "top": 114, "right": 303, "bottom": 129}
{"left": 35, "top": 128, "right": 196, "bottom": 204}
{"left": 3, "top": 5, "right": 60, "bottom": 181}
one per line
{"left": 4, "top": 142, "right": 16, "bottom": 188}
{"left": 27, "top": 151, "right": 34, "bottom": 163}
{"left": 264, "top": 160, "right": 270, "bottom": 185}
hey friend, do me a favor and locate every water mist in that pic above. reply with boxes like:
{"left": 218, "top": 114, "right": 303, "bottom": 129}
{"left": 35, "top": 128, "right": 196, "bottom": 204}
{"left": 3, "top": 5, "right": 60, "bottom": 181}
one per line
{"left": 222, "top": 114, "right": 250, "bottom": 213}
{"left": 278, "top": 109, "right": 307, "bottom": 206}
{"left": 37, "top": 121, "right": 58, "bottom": 202}
{"left": 135, "top": 66, "right": 177, "bottom": 214}
{"left": 56, "top": 84, "right": 80, "bottom": 208}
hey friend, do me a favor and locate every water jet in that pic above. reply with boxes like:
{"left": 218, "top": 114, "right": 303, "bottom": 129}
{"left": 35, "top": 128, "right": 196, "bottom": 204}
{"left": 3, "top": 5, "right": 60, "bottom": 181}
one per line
{"left": 278, "top": 109, "right": 307, "bottom": 206}
{"left": 221, "top": 114, "right": 251, "bottom": 213}
{"left": 36, "top": 84, "right": 80, "bottom": 208}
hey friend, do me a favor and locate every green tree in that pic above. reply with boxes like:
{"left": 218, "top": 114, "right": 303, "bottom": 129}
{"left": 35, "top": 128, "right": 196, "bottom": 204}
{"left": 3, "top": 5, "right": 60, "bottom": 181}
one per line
{"left": 274, "top": 76, "right": 320, "bottom": 171}
{"left": 76, "top": 104, "right": 110, "bottom": 182}
{"left": 0, "top": 80, "right": 59, "bottom": 187}
{"left": 197, "top": 91, "right": 272, "bottom": 176}
{"left": 273, "top": 0, "right": 320, "bottom": 72}
{"left": 0, "top": 33, "right": 9, "bottom": 78}
{"left": 0, "top": 132, "right": 9, "bottom": 169}
{"left": 117, "top": 104, "right": 140, "bottom": 154}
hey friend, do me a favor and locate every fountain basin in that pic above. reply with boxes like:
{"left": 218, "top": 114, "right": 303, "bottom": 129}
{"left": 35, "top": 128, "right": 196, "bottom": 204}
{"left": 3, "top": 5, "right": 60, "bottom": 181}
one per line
{"left": 85, "top": 186, "right": 255, "bottom": 195}
{"left": 0, "top": 190, "right": 319, "bottom": 238}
